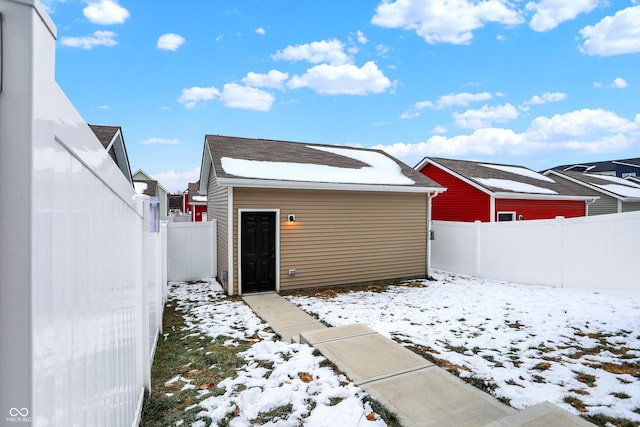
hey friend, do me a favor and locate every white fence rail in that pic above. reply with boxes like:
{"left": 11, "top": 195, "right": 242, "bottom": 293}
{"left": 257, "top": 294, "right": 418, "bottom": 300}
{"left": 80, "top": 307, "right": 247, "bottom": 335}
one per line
{"left": 168, "top": 221, "right": 217, "bottom": 281}
{"left": 0, "top": 1, "right": 166, "bottom": 425}
{"left": 431, "top": 211, "right": 640, "bottom": 292}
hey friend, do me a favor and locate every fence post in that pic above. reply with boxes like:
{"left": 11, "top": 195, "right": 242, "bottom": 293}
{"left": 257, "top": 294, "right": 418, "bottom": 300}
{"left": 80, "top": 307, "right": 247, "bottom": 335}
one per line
{"left": 474, "top": 220, "right": 481, "bottom": 277}
{"left": 135, "top": 194, "right": 151, "bottom": 390}
{"left": 555, "top": 216, "right": 564, "bottom": 288}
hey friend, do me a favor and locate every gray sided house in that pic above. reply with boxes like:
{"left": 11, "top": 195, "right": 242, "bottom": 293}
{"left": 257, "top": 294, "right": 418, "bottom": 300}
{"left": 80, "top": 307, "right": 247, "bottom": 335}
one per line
{"left": 544, "top": 170, "right": 640, "bottom": 215}
{"left": 133, "top": 169, "right": 169, "bottom": 217}
{"left": 199, "top": 135, "right": 445, "bottom": 295}
{"left": 89, "top": 124, "right": 133, "bottom": 184}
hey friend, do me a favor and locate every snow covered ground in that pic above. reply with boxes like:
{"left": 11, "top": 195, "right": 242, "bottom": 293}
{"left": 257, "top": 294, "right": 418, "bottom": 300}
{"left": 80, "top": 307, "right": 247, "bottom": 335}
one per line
{"left": 168, "top": 280, "right": 387, "bottom": 427}
{"left": 286, "top": 270, "right": 640, "bottom": 424}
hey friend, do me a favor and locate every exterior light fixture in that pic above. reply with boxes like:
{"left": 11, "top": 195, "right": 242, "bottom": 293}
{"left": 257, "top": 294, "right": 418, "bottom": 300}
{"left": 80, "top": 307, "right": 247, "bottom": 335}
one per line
{"left": 287, "top": 214, "right": 296, "bottom": 223}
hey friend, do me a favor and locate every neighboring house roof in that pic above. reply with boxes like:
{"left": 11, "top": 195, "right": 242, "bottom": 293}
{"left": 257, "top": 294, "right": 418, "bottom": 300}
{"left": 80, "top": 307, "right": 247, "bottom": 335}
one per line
{"left": 133, "top": 179, "right": 158, "bottom": 197}
{"left": 550, "top": 157, "right": 640, "bottom": 174}
{"left": 187, "top": 181, "right": 207, "bottom": 205}
{"left": 416, "top": 157, "right": 597, "bottom": 201}
{"left": 132, "top": 169, "right": 169, "bottom": 195}
{"left": 199, "top": 135, "right": 444, "bottom": 193}
{"left": 545, "top": 170, "right": 640, "bottom": 201}
{"left": 89, "top": 124, "right": 133, "bottom": 183}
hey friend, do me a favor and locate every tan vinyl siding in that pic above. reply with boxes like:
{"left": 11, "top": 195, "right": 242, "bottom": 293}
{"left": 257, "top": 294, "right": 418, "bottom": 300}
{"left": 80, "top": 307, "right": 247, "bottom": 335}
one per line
{"left": 232, "top": 188, "right": 427, "bottom": 294}
{"left": 588, "top": 194, "right": 619, "bottom": 215}
{"left": 207, "top": 166, "right": 228, "bottom": 284}
{"left": 622, "top": 201, "right": 640, "bottom": 213}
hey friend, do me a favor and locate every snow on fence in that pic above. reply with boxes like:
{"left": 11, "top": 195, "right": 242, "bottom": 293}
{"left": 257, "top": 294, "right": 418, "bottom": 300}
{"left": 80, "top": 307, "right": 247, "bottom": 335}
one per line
{"left": 0, "top": 1, "right": 166, "bottom": 425}
{"left": 431, "top": 211, "right": 640, "bottom": 292}
{"left": 167, "top": 220, "right": 217, "bottom": 281}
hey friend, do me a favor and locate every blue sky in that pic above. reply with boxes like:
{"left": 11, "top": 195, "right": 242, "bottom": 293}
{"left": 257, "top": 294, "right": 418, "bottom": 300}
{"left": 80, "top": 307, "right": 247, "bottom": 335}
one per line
{"left": 47, "top": 0, "right": 640, "bottom": 192}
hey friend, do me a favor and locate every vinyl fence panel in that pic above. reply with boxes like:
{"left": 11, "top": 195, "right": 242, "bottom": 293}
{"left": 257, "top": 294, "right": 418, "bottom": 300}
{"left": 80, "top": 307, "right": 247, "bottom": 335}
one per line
{"left": 432, "top": 212, "right": 640, "bottom": 292}
{"left": 168, "top": 221, "right": 217, "bottom": 281}
{"left": 0, "top": 2, "right": 167, "bottom": 424}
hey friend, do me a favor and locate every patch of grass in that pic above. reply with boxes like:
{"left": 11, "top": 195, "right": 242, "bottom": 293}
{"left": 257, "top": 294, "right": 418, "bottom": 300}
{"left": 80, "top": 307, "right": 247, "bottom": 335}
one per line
{"left": 563, "top": 396, "right": 588, "bottom": 413}
{"left": 506, "top": 321, "right": 524, "bottom": 329}
{"left": 569, "top": 388, "right": 590, "bottom": 396}
{"left": 533, "top": 362, "right": 552, "bottom": 371}
{"left": 611, "top": 392, "right": 631, "bottom": 399}
{"left": 253, "top": 404, "right": 293, "bottom": 424}
{"left": 445, "top": 343, "right": 469, "bottom": 354}
{"left": 505, "top": 379, "right": 524, "bottom": 388}
{"left": 462, "top": 376, "right": 497, "bottom": 394}
{"left": 583, "top": 412, "right": 639, "bottom": 427}
{"left": 573, "top": 371, "right": 597, "bottom": 388}
{"left": 140, "top": 301, "right": 252, "bottom": 427}
{"left": 593, "top": 362, "right": 640, "bottom": 376}
{"left": 531, "top": 374, "right": 546, "bottom": 383}
{"left": 403, "top": 343, "right": 470, "bottom": 375}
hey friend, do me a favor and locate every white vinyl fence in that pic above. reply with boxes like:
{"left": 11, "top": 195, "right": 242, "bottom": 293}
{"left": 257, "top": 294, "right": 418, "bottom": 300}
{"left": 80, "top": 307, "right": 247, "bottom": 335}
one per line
{"left": 431, "top": 211, "right": 640, "bottom": 292}
{"left": 0, "top": 1, "right": 166, "bottom": 425}
{"left": 167, "top": 221, "right": 217, "bottom": 281}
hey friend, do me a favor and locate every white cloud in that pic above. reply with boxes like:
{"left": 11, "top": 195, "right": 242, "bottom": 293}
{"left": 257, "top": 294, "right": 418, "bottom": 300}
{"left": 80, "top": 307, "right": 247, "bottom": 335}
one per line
{"left": 433, "top": 91, "right": 494, "bottom": 109}
{"left": 271, "top": 39, "right": 352, "bottom": 65}
{"left": 219, "top": 83, "right": 275, "bottom": 111}
{"left": 178, "top": 86, "right": 221, "bottom": 109}
{"left": 96, "top": 105, "right": 110, "bottom": 110}
{"left": 60, "top": 30, "right": 117, "bottom": 49}
{"left": 287, "top": 61, "right": 392, "bottom": 95}
{"left": 83, "top": 0, "right": 129, "bottom": 25}
{"left": 152, "top": 168, "right": 201, "bottom": 193}
{"left": 157, "top": 33, "right": 185, "bottom": 51}
{"left": 579, "top": 5, "right": 640, "bottom": 56}
{"left": 376, "top": 109, "right": 640, "bottom": 160}
{"left": 613, "top": 77, "right": 629, "bottom": 89}
{"left": 453, "top": 103, "right": 519, "bottom": 129}
{"left": 432, "top": 125, "right": 448, "bottom": 134}
{"left": 525, "top": 92, "right": 567, "bottom": 105}
{"left": 242, "top": 70, "right": 289, "bottom": 90}
{"left": 376, "top": 44, "right": 391, "bottom": 56}
{"left": 356, "top": 30, "right": 368, "bottom": 44}
{"left": 256, "top": 27, "right": 266, "bottom": 35}
{"left": 400, "top": 92, "right": 494, "bottom": 118}
{"left": 177, "top": 84, "right": 274, "bottom": 111}
{"left": 526, "top": 0, "right": 602, "bottom": 32}
{"left": 371, "top": 0, "right": 523, "bottom": 45}
{"left": 140, "top": 137, "right": 181, "bottom": 145}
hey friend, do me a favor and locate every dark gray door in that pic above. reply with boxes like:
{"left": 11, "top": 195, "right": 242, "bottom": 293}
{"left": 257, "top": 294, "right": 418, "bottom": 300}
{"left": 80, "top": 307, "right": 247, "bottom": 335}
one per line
{"left": 241, "top": 212, "right": 276, "bottom": 293}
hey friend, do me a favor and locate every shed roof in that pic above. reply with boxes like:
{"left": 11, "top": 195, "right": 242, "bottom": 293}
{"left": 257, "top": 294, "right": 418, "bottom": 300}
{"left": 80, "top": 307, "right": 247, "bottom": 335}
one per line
{"left": 188, "top": 181, "right": 207, "bottom": 204}
{"left": 416, "top": 157, "right": 598, "bottom": 200}
{"left": 201, "top": 135, "right": 444, "bottom": 193}
{"left": 545, "top": 170, "right": 640, "bottom": 201}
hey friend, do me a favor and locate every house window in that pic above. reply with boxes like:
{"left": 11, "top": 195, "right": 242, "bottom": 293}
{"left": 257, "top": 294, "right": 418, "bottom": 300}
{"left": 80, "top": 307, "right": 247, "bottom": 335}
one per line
{"left": 622, "top": 172, "right": 637, "bottom": 178}
{"left": 497, "top": 212, "right": 516, "bottom": 222}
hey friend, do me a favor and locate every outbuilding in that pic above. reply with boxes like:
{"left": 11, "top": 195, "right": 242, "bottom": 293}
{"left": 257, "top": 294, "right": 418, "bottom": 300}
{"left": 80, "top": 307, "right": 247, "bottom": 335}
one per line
{"left": 415, "top": 157, "right": 597, "bottom": 222}
{"left": 199, "top": 135, "right": 445, "bottom": 295}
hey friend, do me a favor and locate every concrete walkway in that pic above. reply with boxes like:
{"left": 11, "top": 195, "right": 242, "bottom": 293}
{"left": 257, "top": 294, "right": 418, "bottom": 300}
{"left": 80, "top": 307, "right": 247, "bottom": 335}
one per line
{"left": 243, "top": 293, "right": 593, "bottom": 427}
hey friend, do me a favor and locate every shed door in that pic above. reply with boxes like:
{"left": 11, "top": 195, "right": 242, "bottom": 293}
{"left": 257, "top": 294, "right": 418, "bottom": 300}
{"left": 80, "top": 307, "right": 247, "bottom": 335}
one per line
{"left": 241, "top": 212, "right": 276, "bottom": 293}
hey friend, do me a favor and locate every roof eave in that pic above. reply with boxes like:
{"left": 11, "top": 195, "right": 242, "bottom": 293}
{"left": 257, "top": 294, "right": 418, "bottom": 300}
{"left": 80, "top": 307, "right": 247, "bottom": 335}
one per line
{"left": 545, "top": 170, "right": 635, "bottom": 201}
{"left": 217, "top": 177, "right": 445, "bottom": 193}
{"left": 198, "top": 140, "right": 213, "bottom": 194}
{"left": 416, "top": 157, "right": 494, "bottom": 196}
{"left": 493, "top": 192, "right": 599, "bottom": 201}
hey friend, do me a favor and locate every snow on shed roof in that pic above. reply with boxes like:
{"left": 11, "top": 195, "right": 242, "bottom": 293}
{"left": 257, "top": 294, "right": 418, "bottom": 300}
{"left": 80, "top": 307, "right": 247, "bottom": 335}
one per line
{"left": 549, "top": 170, "right": 640, "bottom": 200}
{"left": 417, "top": 157, "right": 596, "bottom": 199}
{"left": 205, "top": 135, "right": 443, "bottom": 192}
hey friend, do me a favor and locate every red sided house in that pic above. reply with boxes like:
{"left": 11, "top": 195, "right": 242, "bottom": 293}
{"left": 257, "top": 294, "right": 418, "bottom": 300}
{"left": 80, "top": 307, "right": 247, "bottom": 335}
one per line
{"left": 415, "top": 157, "right": 598, "bottom": 222}
{"left": 186, "top": 181, "right": 207, "bottom": 222}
